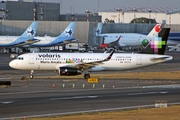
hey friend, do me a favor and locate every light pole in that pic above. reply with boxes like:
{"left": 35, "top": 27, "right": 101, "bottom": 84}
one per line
{"left": 133, "top": 8, "right": 137, "bottom": 22}
{"left": 116, "top": 8, "right": 121, "bottom": 23}
{"left": 168, "top": 13, "right": 171, "bottom": 25}
{"left": 5, "top": 9, "right": 8, "bottom": 20}
{"left": 1, "top": 8, "right": 5, "bottom": 20}
{"left": 85, "top": 10, "right": 91, "bottom": 22}
{"left": 71, "top": 13, "right": 74, "bottom": 21}
{"left": 98, "top": 0, "right": 100, "bottom": 12}
{"left": 121, "top": 11, "right": 124, "bottom": 23}
{"left": 33, "top": 8, "right": 36, "bottom": 21}
{"left": 148, "top": 9, "right": 152, "bottom": 23}
{"left": 40, "top": 3, "right": 43, "bottom": 21}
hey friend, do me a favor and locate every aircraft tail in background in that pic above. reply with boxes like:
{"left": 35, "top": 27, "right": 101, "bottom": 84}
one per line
{"left": 56, "top": 22, "right": 77, "bottom": 44}
{"left": 20, "top": 21, "right": 38, "bottom": 38}
{"left": 55, "top": 22, "right": 77, "bottom": 44}
{"left": 96, "top": 22, "right": 103, "bottom": 36}
{"left": 57, "top": 22, "right": 76, "bottom": 38}
{"left": 16, "top": 21, "right": 40, "bottom": 46}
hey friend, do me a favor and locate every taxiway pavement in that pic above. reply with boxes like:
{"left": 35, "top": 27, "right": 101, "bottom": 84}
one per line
{"left": 0, "top": 52, "right": 180, "bottom": 119}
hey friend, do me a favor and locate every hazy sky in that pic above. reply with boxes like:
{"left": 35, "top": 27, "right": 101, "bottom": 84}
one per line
{"left": 34, "top": 0, "right": 180, "bottom": 14}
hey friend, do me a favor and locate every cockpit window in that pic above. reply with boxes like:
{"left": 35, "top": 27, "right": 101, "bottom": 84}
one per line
{"left": 17, "top": 57, "right": 24, "bottom": 60}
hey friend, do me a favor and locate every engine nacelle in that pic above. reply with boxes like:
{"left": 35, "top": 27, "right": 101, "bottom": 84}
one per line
{"left": 59, "top": 67, "right": 82, "bottom": 76}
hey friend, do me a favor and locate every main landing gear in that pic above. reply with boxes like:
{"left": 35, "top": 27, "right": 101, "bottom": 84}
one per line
{"left": 84, "top": 74, "right": 90, "bottom": 79}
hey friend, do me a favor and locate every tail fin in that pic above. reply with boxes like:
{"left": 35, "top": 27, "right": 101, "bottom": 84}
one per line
{"left": 147, "top": 24, "right": 161, "bottom": 37}
{"left": 117, "top": 35, "right": 122, "bottom": 42}
{"left": 139, "top": 28, "right": 170, "bottom": 55}
{"left": 21, "top": 21, "right": 38, "bottom": 38}
{"left": 108, "top": 35, "right": 121, "bottom": 48}
{"left": 96, "top": 22, "right": 103, "bottom": 36}
{"left": 57, "top": 22, "right": 76, "bottom": 38}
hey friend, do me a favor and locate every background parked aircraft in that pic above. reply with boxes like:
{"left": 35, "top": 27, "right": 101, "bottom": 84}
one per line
{"left": 96, "top": 22, "right": 161, "bottom": 48}
{"left": 26, "top": 22, "right": 77, "bottom": 48}
{"left": 0, "top": 21, "right": 39, "bottom": 48}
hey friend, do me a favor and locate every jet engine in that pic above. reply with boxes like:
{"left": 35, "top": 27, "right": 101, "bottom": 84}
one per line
{"left": 59, "top": 67, "right": 82, "bottom": 76}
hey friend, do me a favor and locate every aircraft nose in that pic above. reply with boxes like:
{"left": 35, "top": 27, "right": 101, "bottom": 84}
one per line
{"left": 9, "top": 60, "right": 16, "bottom": 69}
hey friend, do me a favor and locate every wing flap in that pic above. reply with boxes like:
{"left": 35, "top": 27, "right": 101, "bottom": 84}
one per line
{"left": 58, "top": 49, "right": 115, "bottom": 70}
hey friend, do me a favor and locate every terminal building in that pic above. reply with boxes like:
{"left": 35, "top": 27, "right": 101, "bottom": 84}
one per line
{"left": 0, "top": 0, "right": 60, "bottom": 21}
{"left": 98, "top": 9, "right": 180, "bottom": 24}
{"left": 0, "top": 0, "right": 101, "bottom": 22}
{"left": 0, "top": 0, "right": 180, "bottom": 49}
{"left": 0, "top": 0, "right": 180, "bottom": 24}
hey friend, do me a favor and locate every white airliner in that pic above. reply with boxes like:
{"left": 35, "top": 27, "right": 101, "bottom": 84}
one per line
{"left": 25, "top": 22, "right": 77, "bottom": 47}
{"left": 0, "top": 21, "right": 39, "bottom": 47}
{"left": 96, "top": 22, "right": 162, "bottom": 48}
{"left": 9, "top": 28, "right": 172, "bottom": 79}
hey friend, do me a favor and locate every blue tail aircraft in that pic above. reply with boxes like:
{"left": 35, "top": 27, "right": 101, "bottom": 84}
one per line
{"left": 28, "top": 22, "right": 77, "bottom": 47}
{"left": 0, "top": 21, "right": 39, "bottom": 47}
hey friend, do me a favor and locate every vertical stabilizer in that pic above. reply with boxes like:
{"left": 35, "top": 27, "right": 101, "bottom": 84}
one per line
{"left": 140, "top": 28, "right": 170, "bottom": 55}
{"left": 20, "top": 21, "right": 38, "bottom": 38}
{"left": 96, "top": 22, "right": 103, "bottom": 36}
{"left": 57, "top": 22, "right": 76, "bottom": 38}
{"left": 147, "top": 24, "right": 161, "bottom": 38}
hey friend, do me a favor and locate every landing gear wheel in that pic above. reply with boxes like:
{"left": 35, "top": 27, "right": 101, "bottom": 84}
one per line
{"left": 84, "top": 74, "right": 90, "bottom": 79}
{"left": 29, "top": 75, "right": 34, "bottom": 79}
{"left": 30, "top": 70, "right": 34, "bottom": 79}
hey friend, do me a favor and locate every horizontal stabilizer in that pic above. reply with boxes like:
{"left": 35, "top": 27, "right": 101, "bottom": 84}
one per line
{"left": 25, "top": 39, "right": 41, "bottom": 43}
{"left": 150, "top": 57, "right": 172, "bottom": 62}
{"left": 63, "top": 39, "right": 79, "bottom": 44}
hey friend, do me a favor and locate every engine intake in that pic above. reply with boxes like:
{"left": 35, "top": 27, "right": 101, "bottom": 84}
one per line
{"left": 59, "top": 67, "right": 82, "bottom": 76}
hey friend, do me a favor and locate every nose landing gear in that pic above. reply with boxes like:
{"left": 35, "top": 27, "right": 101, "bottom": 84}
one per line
{"left": 29, "top": 70, "right": 34, "bottom": 79}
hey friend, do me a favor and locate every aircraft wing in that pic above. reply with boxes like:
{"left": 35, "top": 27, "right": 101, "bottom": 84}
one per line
{"left": 58, "top": 49, "right": 115, "bottom": 70}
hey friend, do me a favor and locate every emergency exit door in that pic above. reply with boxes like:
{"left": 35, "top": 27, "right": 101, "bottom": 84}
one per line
{"left": 136, "top": 55, "right": 142, "bottom": 65}
{"left": 29, "top": 54, "right": 34, "bottom": 64}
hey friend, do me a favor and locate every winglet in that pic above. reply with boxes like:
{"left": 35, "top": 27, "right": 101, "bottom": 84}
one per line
{"left": 104, "top": 49, "right": 115, "bottom": 61}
